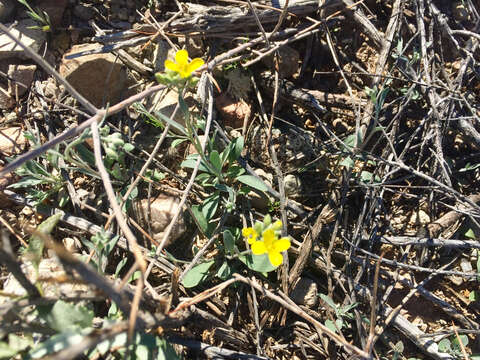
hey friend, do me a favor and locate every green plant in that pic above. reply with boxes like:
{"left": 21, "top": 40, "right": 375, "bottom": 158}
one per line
{"left": 319, "top": 293, "right": 358, "bottom": 333}
{"left": 438, "top": 334, "right": 468, "bottom": 358}
{"left": 17, "top": 0, "right": 52, "bottom": 32}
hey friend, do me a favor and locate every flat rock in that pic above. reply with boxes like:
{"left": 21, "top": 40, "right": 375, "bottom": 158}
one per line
{"left": 8, "top": 64, "right": 36, "bottom": 97}
{"left": 151, "top": 89, "right": 195, "bottom": 133}
{"left": 59, "top": 43, "right": 129, "bottom": 107}
{"left": 0, "top": 127, "right": 26, "bottom": 155}
{"left": 135, "top": 196, "right": 187, "bottom": 247}
{"left": 0, "top": 20, "right": 46, "bottom": 60}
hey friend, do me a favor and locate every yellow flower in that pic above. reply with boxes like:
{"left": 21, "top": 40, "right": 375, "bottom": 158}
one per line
{"left": 242, "top": 227, "right": 258, "bottom": 244}
{"left": 164, "top": 49, "right": 204, "bottom": 78}
{"left": 250, "top": 228, "right": 291, "bottom": 267}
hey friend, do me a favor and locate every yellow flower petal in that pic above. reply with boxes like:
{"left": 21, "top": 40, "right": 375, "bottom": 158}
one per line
{"left": 268, "top": 251, "right": 283, "bottom": 267}
{"left": 242, "top": 227, "right": 257, "bottom": 244}
{"left": 251, "top": 241, "right": 267, "bottom": 255}
{"left": 273, "top": 238, "right": 291, "bottom": 252}
{"left": 175, "top": 49, "right": 189, "bottom": 66}
{"left": 187, "top": 58, "right": 204, "bottom": 74}
{"left": 262, "top": 229, "right": 275, "bottom": 247}
{"left": 164, "top": 59, "right": 179, "bottom": 73}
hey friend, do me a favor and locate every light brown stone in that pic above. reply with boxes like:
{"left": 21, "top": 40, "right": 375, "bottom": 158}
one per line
{"left": 59, "top": 43, "right": 129, "bottom": 107}
{"left": 0, "top": 20, "right": 46, "bottom": 60}
{"left": 0, "top": 127, "right": 26, "bottom": 155}
{"left": 136, "top": 196, "right": 187, "bottom": 247}
{"left": 290, "top": 278, "right": 318, "bottom": 308}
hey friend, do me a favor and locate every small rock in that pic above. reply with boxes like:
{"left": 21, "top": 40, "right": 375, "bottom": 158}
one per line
{"left": 290, "top": 278, "right": 318, "bottom": 308}
{"left": 0, "top": 0, "right": 15, "bottom": 22}
{"left": 59, "top": 43, "right": 129, "bottom": 107}
{"left": 8, "top": 64, "right": 36, "bottom": 97}
{"left": 215, "top": 93, "right": 251, "bottom": 129}
{"left": 284, "top": 174, "right": 302, "bottom": 197}
{"left": 0, "top": 167, "right": 17, "bottom": 192}
{"left": 73, "top": 3, "right": 96, "bottom": 21}
{"left": 460, "top": 258, "right": 473, "bottom": 273}
{"left": 136, "top": 196, "right": 187, "bottom": 247}
{"left": 4, "top": 112, "right": 17, "bottom": 123}
{"left": 449, "top": 275, "right": 463, "bottom": 286}
{"left": 0, "top": 86, "right": 14, "bottom": 110}
{"left": 21, "top": 206, "right": 34, "bottom": 216}
{"left": 38, "top": 0, "right": 68, "bottom": 28}
{"left": 0, "top": 20, "right": 46, "bottom": 60}
{"left": 0, "top": 127, "right": 26, "bottom": 155}
{"left": 262, "top": 46, "right": 300, "bottom": 78}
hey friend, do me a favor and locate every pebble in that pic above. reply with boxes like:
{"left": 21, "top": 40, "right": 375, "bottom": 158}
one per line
{"left": 290, "top": 278, "right": 318, "bottom": 307}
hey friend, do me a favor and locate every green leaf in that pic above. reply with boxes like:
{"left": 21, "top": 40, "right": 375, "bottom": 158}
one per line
{"left": 222, "top": 230, "right": 235, "bottom": 255}
{"left": 216, "top": 261, "right": 232, "bottom": 280}
{"left": 181, "top": 154, "right": 211, "bottom": 173}
{"left": 26, "top": 213, "right": 62, "bottom": 269}
{"left": 469, "top": 290, "right": 478, "bottom": 301}
{"left": 339, "top": 156, "right": 354, "bottom": 169}
{"left": 154, "top": 110, "right": 187, "bottom": 135}
{"left": 319, "top": 294, "right": 337, "bottom": 310}
{"left": 8, "top": 177, "right": 47, "bottom": 188}
{"left": 226, "top": 165, "right": 245, "bottom": 178}
{"left": 437, "top": 338, "right": 451, "bottom": 352}
{"left": 42, "top": 300, "right": 93, "bottom": 332}
{"left": 171, "top": 138, "right": 188, "bottom": 148}
{"left": 182, "top": 260, "right": 215, "bottom": 288}
{"left": 178, "top": 93, "right": 190, "bottom": 124}
{"left": 465, "top": 228, "right": 476, "bottom": 239}
{"left": 191, "top": 205, "right": 208, "bottom": 234}
{"left": 325, "top": 319, "right": 337, "bottom": 333}
{"left": 239, "top": 253, "right": 277, "bottom": 273}
{"left": 26, "top": 329, "right": 91, "bottom": 359}
{"left": 229, "top": 136, "right": 244, "bottom": 163}
{"left": 236, "top": 175, "right": 268, "bottom": 192}
{"left": 123, "top": 143, "right": 134, "bottom": 152}
{"left": 209, "top": 150, "right": 223, "bottom": 173}
{"left": 202, "top": 193, "right": 220, "bottom": 221}
{"left": 452, "top": 334, "right": 468, "bottom": 349}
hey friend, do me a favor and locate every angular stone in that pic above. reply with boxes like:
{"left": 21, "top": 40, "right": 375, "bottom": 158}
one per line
{"left": 8, "top": 64, "right": 36, "bottom": 97}
{"left": 0, "top": 20, "right": 46, "bottom": 60}
{"left": 135, "top": 196, "right": 187, "bottom": 247}
{"left": 284, "top": 174, "right": 302, "bottom": 197}
{"left": 151, "top": 89, "right": 195, "bottom": 133}
{"left": 59, "top": 43, "right": 129, "bottom": 107}
{"left": 0, "top": 127, "right": 27, "bottom": 155}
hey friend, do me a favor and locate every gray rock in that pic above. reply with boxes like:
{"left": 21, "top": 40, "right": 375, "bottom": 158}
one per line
{"left": 0, "top": 127, "right": 27, "bottom": 155}
{"left": 0, "top": 0, "right": 15, "bottom": 22}
{"left": 262, "top": 45, "right": 300, "bottom": 78}
{"left": 290, "top": 278, "right": 318, "bottom": 308}
{"left": 0, "top": 20, "right": 46, "bottom": 60}
{"left": 8, "top": 64, "right": 36, "bottom": 97}
{"left": 153, "top": 41, "right": 169, "bottom": 72}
